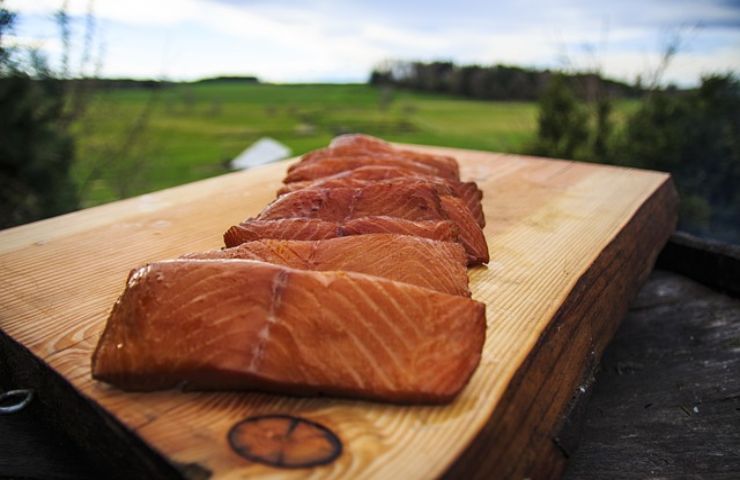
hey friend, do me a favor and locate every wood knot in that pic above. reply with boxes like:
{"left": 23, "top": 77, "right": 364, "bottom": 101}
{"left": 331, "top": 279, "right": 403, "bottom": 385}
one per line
{"left": 228, "top": 414, "right": 342, "bottom": 468}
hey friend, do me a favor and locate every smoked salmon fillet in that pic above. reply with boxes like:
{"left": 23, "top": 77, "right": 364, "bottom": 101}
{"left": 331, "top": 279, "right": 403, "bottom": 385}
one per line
{"left": 284, "top": 155, "right": 460, "bottom": 183}
{"left": 278, "top": 167, "right": 485, "bottom": 227}
{"left": 184, "top": 234, "right": 470, "bottom": 296}
{"left": 295, "top": 134, "right": 460, "bottom": 180}
{"left": 252, "top": 183, "right": 489, "bottom": 264}
{"left": 224, "top": 217, "right": 459, "bottom": 247}
{"left": 91, "top": 259, "right": 486, "bottom": 404}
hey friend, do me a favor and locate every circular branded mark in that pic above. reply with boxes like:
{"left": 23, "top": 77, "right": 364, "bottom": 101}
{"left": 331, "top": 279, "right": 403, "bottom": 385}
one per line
{"left": 228, "top": 414, "right": 342, "bottom": 468}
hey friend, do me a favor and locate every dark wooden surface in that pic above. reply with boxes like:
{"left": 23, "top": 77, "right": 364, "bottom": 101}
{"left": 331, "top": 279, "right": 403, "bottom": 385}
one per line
{"left": 657, "top": 231, "right": 740, "bottom": 297}
{"left": 565, "top": 270, "right": 740, "bottom": 479}
{"left": 0, "top": 396, "right": 101, "bottom": 479}
{"left": 0, "top": 332, "right": 183, "bottom": 480}
{"left": 3, "top": 231, "right": 740, "bottom": 478}
{"left": 0, "top": 338, "right": 100, "bottom": 479}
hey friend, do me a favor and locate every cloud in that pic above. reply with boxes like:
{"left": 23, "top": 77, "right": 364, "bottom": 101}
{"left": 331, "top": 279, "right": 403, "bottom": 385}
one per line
{"left": 6, "top": 0, "right": 740, "bottom": 85}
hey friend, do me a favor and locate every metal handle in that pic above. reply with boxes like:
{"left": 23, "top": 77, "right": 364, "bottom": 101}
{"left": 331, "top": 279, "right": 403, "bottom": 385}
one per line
{"left": 0, "top": 389, "right": 34, "bottom": 414}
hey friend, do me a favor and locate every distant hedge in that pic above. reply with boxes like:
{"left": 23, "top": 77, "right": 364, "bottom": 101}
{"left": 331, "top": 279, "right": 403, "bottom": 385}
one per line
{"left": 194, "top": 76, "right": 260, "bottom": 84}
{"left": 369, "top": 60, "right": 641, "bottom": 101}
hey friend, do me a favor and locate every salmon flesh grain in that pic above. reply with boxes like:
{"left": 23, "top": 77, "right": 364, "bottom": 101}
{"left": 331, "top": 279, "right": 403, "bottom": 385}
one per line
{"left": 252, "top": 183, "right": 489, "bottom": 265}
{"left": 224, "top": 217, "right": 460, "bottom": 247}
{"left": 91, "top": 259, "right": 486, "bottom": 404}
{"left": 278, "top": 166, "right": 485, "bottom": 227}
{"left": 185, "top": 234, "right": 470, "bottom": 296}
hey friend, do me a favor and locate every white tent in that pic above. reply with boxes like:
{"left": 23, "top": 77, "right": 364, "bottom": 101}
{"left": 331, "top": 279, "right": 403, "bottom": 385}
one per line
{"left": 230, "top": 137, "right": 291, "bottom": 170}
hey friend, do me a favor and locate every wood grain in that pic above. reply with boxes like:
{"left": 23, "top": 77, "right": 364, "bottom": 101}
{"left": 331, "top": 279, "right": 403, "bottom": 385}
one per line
{"left": 565, "top": 270, "right": 740, "bottom": 479}
{"left": 0, "top": 145, "right": 677, "bottom": 479}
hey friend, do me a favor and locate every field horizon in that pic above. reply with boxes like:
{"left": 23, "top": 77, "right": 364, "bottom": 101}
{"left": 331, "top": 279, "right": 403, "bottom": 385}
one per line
{"left": 71, "top": 82, "right": 637, "bottom": 208}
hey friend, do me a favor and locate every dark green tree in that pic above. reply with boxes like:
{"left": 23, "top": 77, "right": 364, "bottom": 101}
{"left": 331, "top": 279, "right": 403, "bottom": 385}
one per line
{"left": 616, "top": 74, "right": 740, "bottom": 240}
{"left": 0, "top": 5, "right": 78, "bottom": 228}
{"left": 531, "top": 75, "right": 589, "bottom": 160}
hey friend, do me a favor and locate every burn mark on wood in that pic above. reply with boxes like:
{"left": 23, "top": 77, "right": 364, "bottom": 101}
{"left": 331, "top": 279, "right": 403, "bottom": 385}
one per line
{"left": 228, "top": 414, "right": 342, "bottom": 469}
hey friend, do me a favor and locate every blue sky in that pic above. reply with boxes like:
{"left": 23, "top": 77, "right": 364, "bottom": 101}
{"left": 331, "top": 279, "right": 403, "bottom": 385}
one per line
{"left": 6, "top": 0, "right": 740, "bottom": 86}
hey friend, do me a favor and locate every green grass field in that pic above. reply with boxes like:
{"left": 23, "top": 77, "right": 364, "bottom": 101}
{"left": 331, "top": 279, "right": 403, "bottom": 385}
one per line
{"left": 71, "top": 83, "right": 636, "bottom": 207}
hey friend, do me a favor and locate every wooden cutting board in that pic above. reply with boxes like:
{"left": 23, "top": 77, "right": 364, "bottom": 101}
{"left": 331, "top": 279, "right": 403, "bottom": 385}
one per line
{"left": 0, "top": 145, "right": 677, "bottom": 479}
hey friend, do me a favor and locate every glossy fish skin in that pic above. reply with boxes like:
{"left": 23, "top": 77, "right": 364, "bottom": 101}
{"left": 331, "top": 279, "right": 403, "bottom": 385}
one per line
{"left": 224, "top": 217, "right": 459, "bottom": 247}
{"left": 253, "top": 183, "right": 489, "bottom": 265}
{"left": 278, "top": 167, "right": 485, "bottom": 227}
{"left": 91, "top": 260, "right": 486, "bottom": 404}
{"left": 185, "top": 234, "right": 470, "bottom": 296}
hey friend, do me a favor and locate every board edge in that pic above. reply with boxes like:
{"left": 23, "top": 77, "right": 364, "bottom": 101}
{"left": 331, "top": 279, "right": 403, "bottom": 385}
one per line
{"left": 441, "top": 175, "right": 679, "bottom": 479}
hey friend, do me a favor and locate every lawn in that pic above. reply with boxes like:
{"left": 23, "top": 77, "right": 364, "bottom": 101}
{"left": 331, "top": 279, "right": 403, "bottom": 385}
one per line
{"left": 70, "top": 82, "right": 633, "bottom": 208}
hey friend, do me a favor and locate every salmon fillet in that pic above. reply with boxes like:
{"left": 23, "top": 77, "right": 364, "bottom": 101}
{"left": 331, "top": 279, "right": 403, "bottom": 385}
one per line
{"left": 184, "top": 234, "right": 470, "bottom": 296}
{"left": 296, "top": 134, "right": 460, "bottom": 179}
{"left": 252, "top": 183, "right": 489, "bottom": 265}
{"left": 258, "top": 184, "right": 443, "bottom": 222}
{"left": 285, "top": 155, "right": 459, "bottom": 183}
{"left": 330, "top": 133, "right": 394, "bottom": 150}
{"left": 278, "top": 167, "right": 485, "bottom": 227}
{"left": 91, "top": 259, "right": 486, "bottom": 403}
{"left": 224, "top": 217, "right": 459, "bottom": 246}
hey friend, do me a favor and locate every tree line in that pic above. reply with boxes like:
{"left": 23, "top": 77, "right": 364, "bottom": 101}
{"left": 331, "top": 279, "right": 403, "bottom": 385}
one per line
{"left": 370, "top": 60, "right": 740, "bottom": 243}
{"left": 369, "top": 60, "right": 641, "bottom": 101}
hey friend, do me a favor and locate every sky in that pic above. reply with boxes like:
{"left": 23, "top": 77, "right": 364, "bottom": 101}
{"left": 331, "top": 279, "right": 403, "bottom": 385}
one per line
{"left": 5, "top": 0, "right": 740, "bottom": 86}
